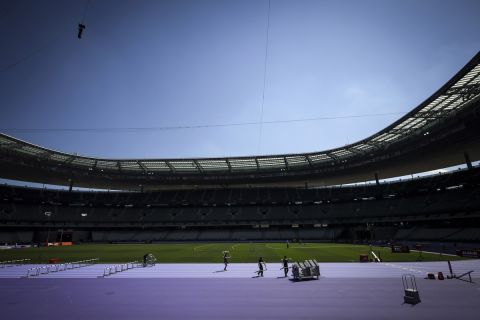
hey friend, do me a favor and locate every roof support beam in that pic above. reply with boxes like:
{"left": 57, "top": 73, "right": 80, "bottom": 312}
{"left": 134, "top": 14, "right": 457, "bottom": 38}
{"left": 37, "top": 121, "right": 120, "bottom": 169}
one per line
{"left": 35, "top": 150, "right": 53, "bottom": 161}
{"left": 225, "top": 159, "right": 232, "bottom": 172}
{"left": 254, "top": 157, "right": 260, "bottom": 171}
{"left": 304, "top": 155, "right": 314, "bottom": 167}
{"left": 165, "top": 161, "right": 176, "bottom": 174}
{"left": 283, "top": 156, "right": 289, "bottom": 170}
{"left": 65, "top": 155, "right": 77, "bottom": 164}
{"left": 326, "top": 153, "right": 338, "bottom": 162}
{"left": 344, "top": 147, "right": 364, "bottom": 156}
{"left": 193, "top": 160, "right": 203, "bottom": 173}
{"left": 116, "top": 161, "right": 122, "bottom": 173}
{"left": 445, "top": 83, "right": 480, "bottom": 101}
{"left": 365, "top": 141, "right": 383, "bottom": 151}
{"left": 137, "top": 161, "right": 148, "bottom": 174}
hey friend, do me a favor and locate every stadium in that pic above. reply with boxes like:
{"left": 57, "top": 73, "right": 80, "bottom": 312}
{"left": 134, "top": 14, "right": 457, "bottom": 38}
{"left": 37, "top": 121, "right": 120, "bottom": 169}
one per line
{"left": 1, "top": 1, "right": 480, "bottom": 319}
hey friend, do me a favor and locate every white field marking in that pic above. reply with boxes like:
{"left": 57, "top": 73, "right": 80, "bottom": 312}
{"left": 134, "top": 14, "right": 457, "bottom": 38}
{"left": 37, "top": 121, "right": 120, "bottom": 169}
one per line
{"left": 381, "top": 262, "right": 424, "bottom": 274}
{"left": 410, "top": 249, "right": 458, "bottom": 257}
{"left": 231, "top": 244, "right": 243, "bottom": 250}
{"left": 193, "top": 244, "right": 218, "bottom": 252}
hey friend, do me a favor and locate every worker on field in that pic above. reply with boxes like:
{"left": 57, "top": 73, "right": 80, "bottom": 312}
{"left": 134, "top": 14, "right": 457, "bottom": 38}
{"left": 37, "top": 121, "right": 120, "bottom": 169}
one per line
{"left": 281, "top": 256, "right": 290, "bottom": 277}
{"left": 223, "top": 251, "right": 230, "bottom": 271}
{"left": 257, "top": 257, "right": 267, "bottom": 277}
{"left": 143, "top": 253, "right": 149, "bottom": 267}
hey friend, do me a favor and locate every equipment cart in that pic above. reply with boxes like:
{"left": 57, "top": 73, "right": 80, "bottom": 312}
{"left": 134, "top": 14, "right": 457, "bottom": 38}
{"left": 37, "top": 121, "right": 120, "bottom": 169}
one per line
{"left": 402, "top": 274, "right": 421, "bottom": 304}
{"left": 292, "top": 259, "right": 320, "bottom": 280}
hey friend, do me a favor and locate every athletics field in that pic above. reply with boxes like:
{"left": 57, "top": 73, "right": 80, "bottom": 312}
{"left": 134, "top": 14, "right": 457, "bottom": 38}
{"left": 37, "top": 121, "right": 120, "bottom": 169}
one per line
{"left": 0, "top": 242, "right": 465, "bottom": 263}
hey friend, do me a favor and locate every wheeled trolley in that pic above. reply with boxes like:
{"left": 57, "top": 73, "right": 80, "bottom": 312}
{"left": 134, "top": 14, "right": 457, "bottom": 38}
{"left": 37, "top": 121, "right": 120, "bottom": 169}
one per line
{"left": 292, "top": 259, "right": 320, "bottom": 280}
{"left": 402, "top": 274, "right": 421, "bottom": 305}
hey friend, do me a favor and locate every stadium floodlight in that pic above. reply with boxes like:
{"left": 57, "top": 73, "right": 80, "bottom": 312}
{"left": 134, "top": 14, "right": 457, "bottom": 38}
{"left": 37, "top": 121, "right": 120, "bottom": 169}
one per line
{"left": 81, "top": 213, "right": 88, "bottom": 217}
{"left": 44, "top": 211, "right": 52, "bottom": 217}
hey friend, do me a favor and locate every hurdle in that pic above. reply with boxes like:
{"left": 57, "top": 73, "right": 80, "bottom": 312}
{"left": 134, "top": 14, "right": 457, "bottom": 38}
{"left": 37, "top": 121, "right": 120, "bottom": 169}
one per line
{"left": 0, "top": 259, "right": 31, "bottom": 268}
{"left": 25, "top": 258, "right": 99, "bottom": 277}
{"left": 102, "top": 260, "right": 139, "bottom": 277}
{"left": 39, "top": 266, "right": 50, "bottom": 275}
{"left": 26, "top": 267, "right": 40, "bottom": 277}
{"left": 49, "top": 264, "right": 59, "bottom": 273}
{"left": 103, "top": 266, "right": 113, "bottom": 277}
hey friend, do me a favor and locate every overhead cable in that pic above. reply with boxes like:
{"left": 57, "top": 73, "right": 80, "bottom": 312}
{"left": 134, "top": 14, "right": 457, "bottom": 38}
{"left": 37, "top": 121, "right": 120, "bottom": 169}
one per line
{"left": 1, "top": 112, "right": 406, "bottom": 133}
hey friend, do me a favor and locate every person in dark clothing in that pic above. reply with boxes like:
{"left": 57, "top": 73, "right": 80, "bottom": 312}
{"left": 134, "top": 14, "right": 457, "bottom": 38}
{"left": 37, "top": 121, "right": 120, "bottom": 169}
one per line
{"left": 143, "top": 253, "right": 149, "bottom": 267}
{"left": 281, "top": 256, "right": 290, "bottom": 277}
{"left": 257, "top": 257, "right": 267, "bottom": 277}
{"left": 223, "top": 251, "right": 230, "bottom": 271}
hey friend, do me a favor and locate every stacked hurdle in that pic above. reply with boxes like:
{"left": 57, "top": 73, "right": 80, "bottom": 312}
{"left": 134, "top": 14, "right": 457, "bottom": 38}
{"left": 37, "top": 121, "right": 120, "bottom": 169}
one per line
{"left": 26, "top": 258, "right": 99, "bottom": 277}
{"left": 402, "top": 274, "right": 421, "bottom": 304}
{"left": 291, "top": 259, "right": 320, "bottom": 280}
{"left": 102, "top": 261, "right": 140, "bottom": 277}
{"left": 0, "top": 259, "right": 31, "bottom": 268}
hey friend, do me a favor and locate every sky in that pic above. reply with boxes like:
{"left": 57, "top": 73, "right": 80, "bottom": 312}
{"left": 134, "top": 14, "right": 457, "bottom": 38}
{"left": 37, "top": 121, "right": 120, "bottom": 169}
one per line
{"left": 0, "top": 0, "right": 479, "bottom": 160}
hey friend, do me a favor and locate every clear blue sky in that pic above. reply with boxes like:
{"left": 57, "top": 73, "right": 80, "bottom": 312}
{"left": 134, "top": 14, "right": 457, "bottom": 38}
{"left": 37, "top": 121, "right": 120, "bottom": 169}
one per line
{"left": 0, "top": 0, "right": 479, "bottom": 159}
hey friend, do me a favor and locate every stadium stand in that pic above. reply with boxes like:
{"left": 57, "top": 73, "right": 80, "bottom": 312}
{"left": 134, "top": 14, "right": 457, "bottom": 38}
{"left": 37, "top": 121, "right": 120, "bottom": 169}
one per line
{"left": 0, "top": 165, "right": 479, "bottom": 243}
{"left": 0, "top": 52, "right": 479, "bottom": 245}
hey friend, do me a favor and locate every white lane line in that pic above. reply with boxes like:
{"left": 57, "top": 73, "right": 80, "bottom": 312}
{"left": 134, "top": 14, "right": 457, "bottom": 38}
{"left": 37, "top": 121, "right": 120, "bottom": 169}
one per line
{"left": 381, "top": 262, "right": 424, "bottom": 274}
{"left": 410, "top": 249, "right": 458, "bottom": 257}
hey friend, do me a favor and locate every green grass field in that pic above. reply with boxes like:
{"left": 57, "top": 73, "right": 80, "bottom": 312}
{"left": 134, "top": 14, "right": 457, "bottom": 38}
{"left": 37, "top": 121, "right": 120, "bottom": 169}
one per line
{"left": 0, "top": 243, "right": 466, "bottom": 263}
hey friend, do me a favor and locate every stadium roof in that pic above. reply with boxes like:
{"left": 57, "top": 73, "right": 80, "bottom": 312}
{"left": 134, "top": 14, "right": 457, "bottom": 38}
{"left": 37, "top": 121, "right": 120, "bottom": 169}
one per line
{"left": 1, "top": 52, "right": 480, "bottom": 190}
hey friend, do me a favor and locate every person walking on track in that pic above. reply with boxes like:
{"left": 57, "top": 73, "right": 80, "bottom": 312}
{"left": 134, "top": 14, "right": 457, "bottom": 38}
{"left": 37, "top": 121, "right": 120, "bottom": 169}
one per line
{"left": 257, "top": 257, "right": 267, "bottom": 277}
{"left": 281, "top": 256, "right": 290, "bottom": 277}
{"left": 223, "top": 251, "right": 230, "bottom": 271}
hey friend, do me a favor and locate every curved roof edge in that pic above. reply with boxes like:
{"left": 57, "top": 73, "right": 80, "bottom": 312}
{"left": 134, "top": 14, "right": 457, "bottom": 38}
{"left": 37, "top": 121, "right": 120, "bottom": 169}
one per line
{"left": 1, "top": 51, "right": 480, "bottom": 188}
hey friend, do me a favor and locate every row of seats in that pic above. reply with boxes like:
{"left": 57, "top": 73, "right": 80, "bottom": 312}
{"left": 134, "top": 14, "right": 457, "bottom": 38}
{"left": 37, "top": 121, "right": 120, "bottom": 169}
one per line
{"left": 392, "top": 227, "right": 480, "bottom": 242}
{"left": 1, "top": 188, "right": 478, "bottom": 225}
{"left": 0, "top": 231, "right": 34, "bottom": 244}
{"left": 1, "top": 167, "right": 479, "bottom": 206}
{"left": 91, "top": 228, "right": 341, "bottom": 242}
{"left": 2, "top": 226, "right": 477, "bottom": 244}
